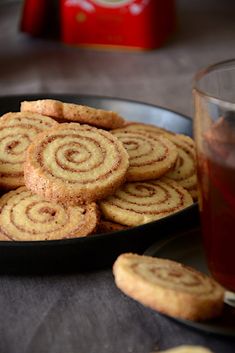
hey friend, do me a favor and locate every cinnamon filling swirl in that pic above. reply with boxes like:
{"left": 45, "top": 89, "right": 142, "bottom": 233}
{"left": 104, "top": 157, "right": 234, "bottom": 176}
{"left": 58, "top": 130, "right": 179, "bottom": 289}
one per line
{"left": 131, "top": 262, "right": 217, "bottom": 296}
{"left": 100, "top": 178, "right": 193, "bottom": 226}
{"left": 0, "top": 187, "right": 98, "bottom": 241}
{"left": 24, "top": 123, "right": 129, "bottom": 205}
{"left": 166, "top": 134, "right": 197, "bottom": 195}
{"left": 0, "top": 112, "right": 58, "bottom": 189}
{"left": 112, "top": 130, "right": 178, "bottom": 181}
{"left": 35, "top": 129, "right": 124, "bottom": 184}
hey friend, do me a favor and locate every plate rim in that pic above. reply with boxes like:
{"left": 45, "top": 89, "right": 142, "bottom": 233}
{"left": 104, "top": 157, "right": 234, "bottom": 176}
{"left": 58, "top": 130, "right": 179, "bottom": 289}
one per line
{"left": 0, "top": 93, "right": 197, "bottom": 246}
{"left": 0, "top": 93, "right": 191, "bottom": 123}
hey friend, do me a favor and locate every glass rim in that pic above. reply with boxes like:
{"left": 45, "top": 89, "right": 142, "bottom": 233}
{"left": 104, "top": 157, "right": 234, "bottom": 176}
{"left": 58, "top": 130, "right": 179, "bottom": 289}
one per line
{"left": 193, "top": 58, "right": 235, "bottom": 110}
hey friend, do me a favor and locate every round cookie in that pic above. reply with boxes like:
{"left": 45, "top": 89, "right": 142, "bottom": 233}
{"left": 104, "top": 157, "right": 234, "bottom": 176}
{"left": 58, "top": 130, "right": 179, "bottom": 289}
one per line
{"left": 0, "top": 112, "right": 58, "bottom": 190}
{"left": 21, "top": 99, "right": 125, "bottom": 129}
{"left": 100, "top": 178, "right": 193, "bottom": 226}
{"left": 0, "top": 187, "right": 99, "bottom": 241}
{"left": 165, "top": 134, "right": 198, "bottom": 199}
{"left": 158, "top": 346, "right": 214, "bottom": 353}
{"left": 24, "top": 123, "right": 129, "bottom": 205}
{"left": 111, "top": 129, "right": 178, "bottom": 181}
{"left": 113, "top": 253, "right": 225, "bottom": 321}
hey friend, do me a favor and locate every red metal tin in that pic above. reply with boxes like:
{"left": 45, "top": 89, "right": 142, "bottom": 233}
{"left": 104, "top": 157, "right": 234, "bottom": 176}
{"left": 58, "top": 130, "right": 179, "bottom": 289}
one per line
{"left": 20, "top": 0, "right": 48, "bottom": 36}
{"left": 60, "top": 0, "right": 176, "bottom": 50}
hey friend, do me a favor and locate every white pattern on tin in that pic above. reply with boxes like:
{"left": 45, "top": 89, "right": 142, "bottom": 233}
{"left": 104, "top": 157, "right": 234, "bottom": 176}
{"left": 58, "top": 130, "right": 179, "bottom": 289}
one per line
{"left": 65, "top": 0, "right": 95, "bottom": 12}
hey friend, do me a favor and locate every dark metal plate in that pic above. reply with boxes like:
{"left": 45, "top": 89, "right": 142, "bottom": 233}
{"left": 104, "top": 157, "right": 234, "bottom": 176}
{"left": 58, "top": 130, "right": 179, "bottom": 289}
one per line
{"left": 0, "top": 94, "right": 199, "bottom": 273}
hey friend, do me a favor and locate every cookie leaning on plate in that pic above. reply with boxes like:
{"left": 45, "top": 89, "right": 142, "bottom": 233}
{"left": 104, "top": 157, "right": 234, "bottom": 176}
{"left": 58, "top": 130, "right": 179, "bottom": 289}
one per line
{"left": 24, "top": 123, "right": 129, "bottom": 205}
{"left": 100, "top": 177, "right": 193, "bottom": 226}
{"left": 0, "top": 187, "right": 99, "bottom": 241}
{"left": 111, "top": 129, "right": 178, "bottom": 181}
{"left": 0, "top": 112, "right": 58, "bottom": 190}
{"left": 21, "top": 99, "right": 125, "bottom": 129}
{"left": 113, "top": 253, "right": 225, "bottom": 321}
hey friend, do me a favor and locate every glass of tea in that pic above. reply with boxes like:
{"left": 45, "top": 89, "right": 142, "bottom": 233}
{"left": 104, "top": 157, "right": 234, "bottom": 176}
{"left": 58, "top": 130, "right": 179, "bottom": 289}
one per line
{"left": 193, "top": 59, "right": 235, "bottom": 305}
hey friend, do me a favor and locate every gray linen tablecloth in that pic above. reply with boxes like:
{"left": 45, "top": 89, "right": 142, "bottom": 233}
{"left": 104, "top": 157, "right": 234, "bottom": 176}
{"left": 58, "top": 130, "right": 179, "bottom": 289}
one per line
{"left": 0, "top": 1, "right": 235, "bottom": 352}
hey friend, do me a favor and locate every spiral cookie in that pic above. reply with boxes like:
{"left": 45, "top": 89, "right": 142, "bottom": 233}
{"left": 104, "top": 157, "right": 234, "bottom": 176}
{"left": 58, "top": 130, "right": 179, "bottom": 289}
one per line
{"left": 111, "top": 129, "right": 178, "bottom": 181}
{"left": 24, "top": 123, "right": 129, "bottom": 205}
{"left": 0, "top": 112, "right": 58, "bottom": 190}
{"left": 113, "top": 253, "right": 225, "bottom": 321}
{"left": 100, "top": 178, "right": 193, "bottom": 226}
{"left": 159, "top": 346, "right": 214, "bottom": 353}
{"left": 0, "top": 187, "right": 99, "bottom": 241}
{"left": 21, "top": 99, "right": 125, "bottom": 129}
{"left": 165, "top": 134, "right": 198, "bottom": 199}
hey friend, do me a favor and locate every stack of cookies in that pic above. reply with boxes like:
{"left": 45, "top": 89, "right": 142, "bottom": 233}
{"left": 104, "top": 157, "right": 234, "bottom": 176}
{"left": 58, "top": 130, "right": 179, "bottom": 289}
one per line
{"left": 0, "top": 99, "right": 197, "bottom": 241}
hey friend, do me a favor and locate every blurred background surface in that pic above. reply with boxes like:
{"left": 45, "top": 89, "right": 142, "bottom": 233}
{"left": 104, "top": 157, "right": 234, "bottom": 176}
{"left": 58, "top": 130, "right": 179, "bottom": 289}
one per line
{"left": 0, "top": 0, "right": 235, "bottom": 116}
{"left": 0, "top": 3, "right": 235, "bottom": 353}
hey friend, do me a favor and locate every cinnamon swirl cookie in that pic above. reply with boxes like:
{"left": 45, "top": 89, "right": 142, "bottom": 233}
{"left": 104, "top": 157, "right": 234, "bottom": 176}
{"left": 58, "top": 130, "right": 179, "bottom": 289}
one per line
{"left": 24, "top": 123, "right": 129, "bottom": 205}
{"left": 113, "top": 253, "right": 225, "bottom": 321}
{"left": 100, "top": 178, "right": 193, "bottom": 226}
{"left": 111, "top": 129, "right": 178, "bottom": 181}
{"left": 165, "top": 134, "right": 198, "bottom": 199}
{"left": 0, "top": 112, "right": 58, "bottom": 190}
{"left": 0, "top": 187, "right": 99, "bottom": 241}
{"left": 158, "top": 346, "right": 214, "bottom": 353}
{"left": 21, "top": 99, "right": 125, "bottom": 129}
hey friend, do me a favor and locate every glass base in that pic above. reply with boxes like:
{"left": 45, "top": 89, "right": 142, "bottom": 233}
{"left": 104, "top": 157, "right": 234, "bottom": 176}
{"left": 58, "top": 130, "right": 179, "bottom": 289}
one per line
{"left": 224, "top": 291, "right": 235, "bottom": 307}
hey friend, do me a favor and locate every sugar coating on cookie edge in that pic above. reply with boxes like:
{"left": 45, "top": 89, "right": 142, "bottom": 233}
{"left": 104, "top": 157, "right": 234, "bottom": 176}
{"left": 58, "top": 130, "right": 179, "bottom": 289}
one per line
{"left": 21, "top": 99, "right": 125, "bottom": 129}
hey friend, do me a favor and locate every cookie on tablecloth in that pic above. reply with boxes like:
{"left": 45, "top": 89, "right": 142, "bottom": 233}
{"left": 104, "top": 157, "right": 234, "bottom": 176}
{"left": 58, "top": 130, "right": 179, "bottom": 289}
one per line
{"left": 111, "top": 129, "right": 178, "bottom": 181}
{"left": 165, "top": 134, "right": 198, "bottom": 199}
{"left": 158, "top": 346, "right": 214, "bottom": 353}
{"left": 100, "top": 178, "right": 193, "bottom": 226}
{"left": 21, "top": 99, "right": 125, "bottom": 129}
{"left": 24, "top": 123, "right": 129, "bottom": 205}
{"left": 113, "top": 253, "right": 224, "bottom": 321}
{"left": 0, "top": 187, "right": 99, "bottom": 241}
{"left": 0, "top": 112, "right": 58, "bottom": 190}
